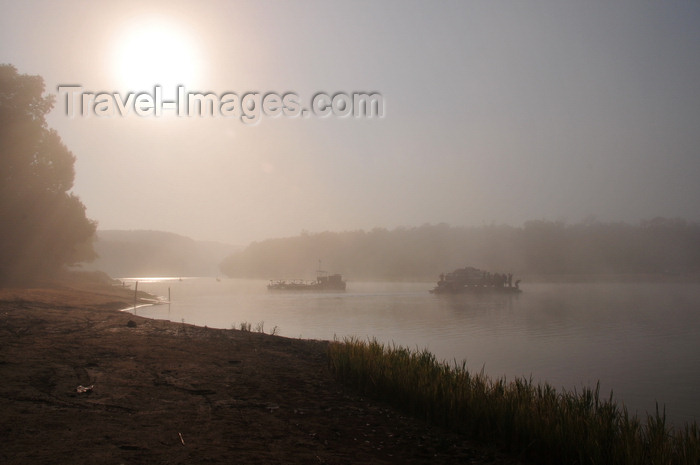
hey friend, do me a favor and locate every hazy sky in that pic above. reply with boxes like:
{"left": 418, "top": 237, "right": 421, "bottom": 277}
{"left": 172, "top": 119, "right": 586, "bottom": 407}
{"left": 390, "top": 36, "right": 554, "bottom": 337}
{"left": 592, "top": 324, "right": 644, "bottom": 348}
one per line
{"left": 2, "top": 0, "right": 699, "bottom": 244}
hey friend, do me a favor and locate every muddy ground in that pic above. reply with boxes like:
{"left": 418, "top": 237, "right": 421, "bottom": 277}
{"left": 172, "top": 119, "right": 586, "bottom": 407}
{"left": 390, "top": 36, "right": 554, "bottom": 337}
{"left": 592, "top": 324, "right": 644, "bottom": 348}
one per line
{"left": 0, "top": 284, "right": 527, "bottom": 464}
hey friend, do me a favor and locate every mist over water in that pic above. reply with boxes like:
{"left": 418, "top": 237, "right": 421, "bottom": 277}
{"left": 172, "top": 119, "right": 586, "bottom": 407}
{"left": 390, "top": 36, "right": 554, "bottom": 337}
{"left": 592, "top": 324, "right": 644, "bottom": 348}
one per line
{"left": 130, "top": 278, "right": 700, "bottom": 426}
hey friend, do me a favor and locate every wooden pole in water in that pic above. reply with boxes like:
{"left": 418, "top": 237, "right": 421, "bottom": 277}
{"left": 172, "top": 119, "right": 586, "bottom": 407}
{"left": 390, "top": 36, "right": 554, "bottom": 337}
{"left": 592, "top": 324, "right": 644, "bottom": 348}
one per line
{"left": 134, "top": 281, "right": 139, "bottom": 313}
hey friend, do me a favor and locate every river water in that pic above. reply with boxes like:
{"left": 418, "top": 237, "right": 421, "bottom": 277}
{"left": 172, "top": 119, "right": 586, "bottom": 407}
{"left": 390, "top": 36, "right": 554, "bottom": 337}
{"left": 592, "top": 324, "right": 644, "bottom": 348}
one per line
{"left": 126, "top": 278, "right": 700, "bottom": 426}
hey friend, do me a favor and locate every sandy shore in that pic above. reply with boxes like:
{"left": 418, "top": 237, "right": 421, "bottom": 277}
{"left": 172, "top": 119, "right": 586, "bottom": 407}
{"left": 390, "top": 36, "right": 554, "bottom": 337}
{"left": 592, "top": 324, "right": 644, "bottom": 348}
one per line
{"left": 0, "top": 283, "right": 525, "bottom": 464}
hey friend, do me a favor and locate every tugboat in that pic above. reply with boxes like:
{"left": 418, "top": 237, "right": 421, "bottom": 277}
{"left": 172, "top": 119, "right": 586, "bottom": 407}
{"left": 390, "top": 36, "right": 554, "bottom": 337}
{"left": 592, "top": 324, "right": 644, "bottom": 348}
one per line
{"left": 267, "top": 262, "right": 347, "bottom": 291}
{"left": 430, "top": 266, "right": 521, "bottom": 294}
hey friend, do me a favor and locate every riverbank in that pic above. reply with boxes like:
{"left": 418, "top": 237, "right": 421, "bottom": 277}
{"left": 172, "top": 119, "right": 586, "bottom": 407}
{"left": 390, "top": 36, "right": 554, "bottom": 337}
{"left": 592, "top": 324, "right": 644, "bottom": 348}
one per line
{"left": 329, "top": 339, "right": 700, "bottom": 464}
{"left": 0, "top": 283, "right": 524, "bottom": 464}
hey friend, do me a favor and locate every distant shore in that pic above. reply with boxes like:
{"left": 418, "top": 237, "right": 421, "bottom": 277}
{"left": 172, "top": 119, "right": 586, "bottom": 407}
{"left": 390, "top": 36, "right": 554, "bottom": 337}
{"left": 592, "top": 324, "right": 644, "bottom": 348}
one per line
{"left": 0, "top": 281, "right": 522, "bottom": 465}
{"left": 519, "top": 272, "right": 700, "bottom": 283}
{"left": 210, "top": 272, "right": 699, "bottom": 285}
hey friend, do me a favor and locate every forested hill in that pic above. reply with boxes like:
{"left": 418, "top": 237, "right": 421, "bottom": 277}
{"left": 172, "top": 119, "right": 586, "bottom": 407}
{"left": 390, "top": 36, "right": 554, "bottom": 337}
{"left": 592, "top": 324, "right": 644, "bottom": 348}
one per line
{"left": 219, "top": 219, "right": 700, "bottom": 281}
{"left": 80, "top": 230, "right": 240, "bottom": 278}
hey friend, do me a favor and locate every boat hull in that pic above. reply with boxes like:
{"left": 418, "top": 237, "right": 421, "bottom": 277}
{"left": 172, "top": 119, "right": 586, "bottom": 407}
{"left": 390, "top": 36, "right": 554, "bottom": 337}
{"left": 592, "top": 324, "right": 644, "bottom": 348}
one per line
{"left": 429, "top": 285, "right": 521, "bottom": 294}
{"left": 267, "top": 273, "right": 347, "bottom": 291}
{"left": 267, "top": 282, "right": 346, "bottom": 291}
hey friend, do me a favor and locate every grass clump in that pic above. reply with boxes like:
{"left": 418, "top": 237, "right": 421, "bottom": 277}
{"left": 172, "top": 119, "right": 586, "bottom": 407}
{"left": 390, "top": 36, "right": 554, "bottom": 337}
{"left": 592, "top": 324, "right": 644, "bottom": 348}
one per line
{"left": 328, "top": 337, "right": 700, "bottom": 465}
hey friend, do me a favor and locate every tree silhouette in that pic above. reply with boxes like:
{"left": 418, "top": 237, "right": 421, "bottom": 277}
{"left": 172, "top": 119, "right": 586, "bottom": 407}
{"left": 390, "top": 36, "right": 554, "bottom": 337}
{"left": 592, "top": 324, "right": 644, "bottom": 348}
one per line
{"left": 0, "top": 64, "right": 96, "bottom": 284}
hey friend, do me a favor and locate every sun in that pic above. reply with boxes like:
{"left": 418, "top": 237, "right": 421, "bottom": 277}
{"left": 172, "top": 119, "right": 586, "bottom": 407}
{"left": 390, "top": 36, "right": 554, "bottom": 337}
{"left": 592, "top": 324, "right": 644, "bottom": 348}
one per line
{"left": 112, "top": 17, "right": 202, "bottom": 95}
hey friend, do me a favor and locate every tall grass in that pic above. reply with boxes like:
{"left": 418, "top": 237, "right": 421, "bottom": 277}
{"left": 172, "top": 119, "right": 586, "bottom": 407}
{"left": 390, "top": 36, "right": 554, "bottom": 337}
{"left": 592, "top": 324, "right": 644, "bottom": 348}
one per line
{"left": 328, "top": 338, "right": 700, "bottom": 464}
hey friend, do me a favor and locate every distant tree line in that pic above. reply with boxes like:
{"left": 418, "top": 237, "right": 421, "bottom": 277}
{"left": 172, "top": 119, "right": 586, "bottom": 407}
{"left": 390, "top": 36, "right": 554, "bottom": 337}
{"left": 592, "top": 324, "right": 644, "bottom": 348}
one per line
{"left": 219, "top": 219, "right": 700, "bottom": 281}
{"left": 81, "top": 230, "right": 239, "bottom": 278}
